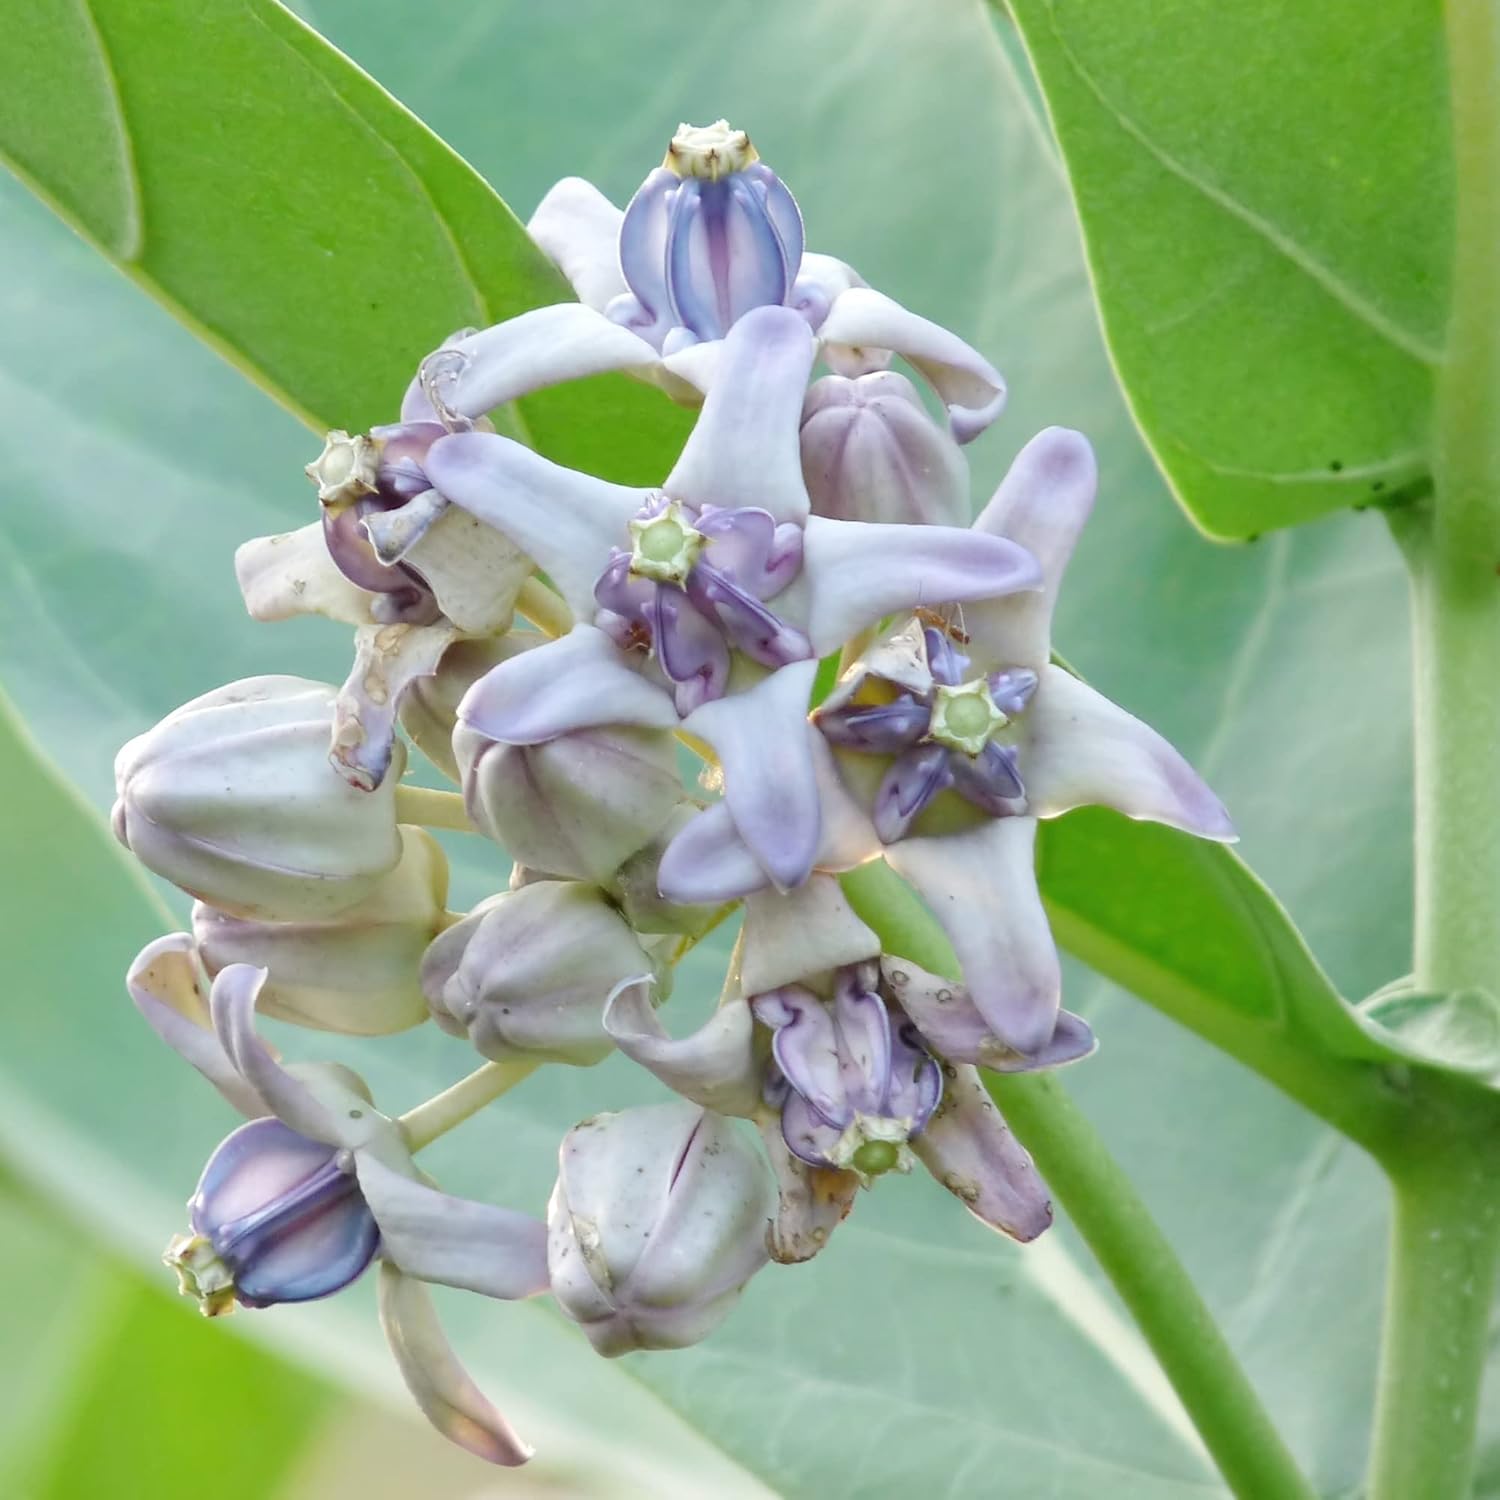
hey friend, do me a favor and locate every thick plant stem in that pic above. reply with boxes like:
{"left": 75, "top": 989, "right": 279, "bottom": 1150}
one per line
{"left": 993, "top": 1072, "right": 1317, "bottom": 1500}
{"left": 1368, "top": 1137, "right": 1500, "bottom": 1500}
{"left": 393, "top": 784, "right": 475, "bottom": 832}
{"left": 1365, "top": 5, "right": 1500, "bottom": 1493}
{"left": 398, "top": 1059, "right": 539, "bottom": 1151}
{"left": 1410, "top": 0, "right": 1500, "bottom": 996}
{"left": 839, "top": 859, "right": 1317, "bottom": 1500}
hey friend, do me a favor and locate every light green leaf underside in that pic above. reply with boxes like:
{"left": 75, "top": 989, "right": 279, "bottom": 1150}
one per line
{"left": 1002, "top": 0, "right": 1452, "bottom": 537}
{"left": 2, "top": 0, "right": 1486, "bottom": 1493}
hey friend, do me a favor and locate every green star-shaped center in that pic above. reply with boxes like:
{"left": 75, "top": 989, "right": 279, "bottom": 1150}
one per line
{"left": 628, "top": 500, "right": 706, "bottom": 584}
{"left": 928, "top": 679, "right": 1009, "bottom": 757}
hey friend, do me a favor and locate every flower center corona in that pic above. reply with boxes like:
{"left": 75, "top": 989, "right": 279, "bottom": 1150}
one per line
{"left": 928, "top": 679, "right": 1009, "bottom": 757}
{"left": 628, "top": 501, "right": 706, "bottom": 584}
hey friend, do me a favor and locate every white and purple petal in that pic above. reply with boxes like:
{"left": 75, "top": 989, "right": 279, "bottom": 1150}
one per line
{"left": 458, "top": 626, "right": 679, "bottom": 746}
{"left": 354, "top": 1156, "right": 549, "bottom": 1300}
{"left": 817, "top": 286, "right": 1006, "bottom": 444}
{"left": 1024, "top": 666, "right": 1235, "bottom": 839}
{"left": 796, "top": 514, "right": 1042, "bottom": 659}
{"left": 911, "top": 1065, "right": 1052, "bottom": 1242}
{"left": 377, "top": 1263, "right": 532, "bottom": 1466}
{"left": 967, "top": 427, "right": 1097, "bottom": 670}
{"left": 602, "top": 977, "right": 763, "bottom": 1117}
{"left": 528, "top": 176, "right": 629, "bottom": 312}
{"left": 663, "top": 305, "right": 816, "bottom": 525}
{"left": 423, "top": 431, "right": 643, "bottom": 617}
{"left": 682, "top": 660, "right": 821, "bottom": 889}
{"left": 127, "top": 934, "right": 266, "bottom": 1118}
{"left": 884, "top": 819, "right": 1061, "bottom": 1056}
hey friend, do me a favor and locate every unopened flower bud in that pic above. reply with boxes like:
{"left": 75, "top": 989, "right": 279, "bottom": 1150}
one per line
{"left": 547, "top": 1102, "right": 772, "bottom": 1355}
{"left": 400, "top": 637, "right": 528, "bottom": 781}
{"left": 421, "top": 881, "right": 657, "bottom": 1066}
{"left": 800, "top": 372, "right": 969, "bottom": 527}
{"left": 166, "top": 1113, "right": 379, "bottom": 1315}
{"left": 456, "top": 721, "right": 683, "bottom": 886}
{"left": 192, "top": 827, "right": 448, "bottom": 1035}
{"left": 113, "top": 677, "right": 404, "bottom": 919}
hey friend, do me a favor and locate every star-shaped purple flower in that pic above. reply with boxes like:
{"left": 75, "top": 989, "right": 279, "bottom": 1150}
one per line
{"left": 422, "top": 305, "right": 1039, "bottom": 893}
{"left": 658, "top": 427, "right": 1235, "bottom": 1054}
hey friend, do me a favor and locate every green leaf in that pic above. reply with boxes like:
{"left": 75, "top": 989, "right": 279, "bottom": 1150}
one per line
{"left": 0, "top": 0, "right": 1463, "bottom": 1493}
{"left": 1000, "top": 0, "right": 1451, "bottom": 537}
{"left": 0, "top": 0, "right": 691, "bottom": 478}
{"left": 0, "top": 1176, "right": 331, "bottom": 1499}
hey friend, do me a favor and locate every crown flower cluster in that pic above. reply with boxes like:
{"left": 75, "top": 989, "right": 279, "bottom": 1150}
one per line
{"left": 111, "top": 120, "right": 1231, "bottom": 1466}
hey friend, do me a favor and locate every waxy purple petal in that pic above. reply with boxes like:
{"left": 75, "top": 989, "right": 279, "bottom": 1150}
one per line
{"left": 378, "top": 1264, "right": 533, "bottom": 1466}
{"left": 424, "top": 431, "right": 641, "bottom": 617}
{"left": 681, "top": 660, "right": 821, "bottom": 889}
{"left": 407, "top": 304, "right": 660, "bottom": 426}
{"left": 967, "top": 427, "right": 1098, "bottom": 669}
{"left": 458, "top": 626, "right": 678, "bottom": 745}
{"left": 885, "top": 819, "right": 1061, "bottom": 1056}
{"left": 354, "top": 1156, "right": 549, "bottom": 1300}
{"left": 817, "top": 287, "right": 1007, "bottom": 443}
{"left": 910, "top": 1066, "right": 1052, "bottom": 1241}
{"left": 881, "top": 956, "right": 1097, "bottom": 1071}
{"left": 1022, "top": 666, "right": 1236, "bottom": 839}
{"left": 663, "top": 305, "right": 816, "bottom": 524}
{"left": 127, "top": 934, "right": 267, "bottom": 1117}
{"left": 796, "top": 514, "right": 1042, "bottom": 658}
{"left": 603, "top": 978, "right": 763, "bottom": 1117}
{"left": 528, "top": 176, "right": 628, "bottom": 312}
{"left": 873, "top": 742, "right": 955, "bottom": 843}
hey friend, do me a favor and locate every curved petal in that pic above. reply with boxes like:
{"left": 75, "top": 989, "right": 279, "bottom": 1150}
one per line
{"left": 873, "top": 743, "right": 955, "bottom": 844}
{"left": 884, "top": 820, "right": 1061, "bottom": 1056}
{"left": 740, "top": 876, "right": 879, "bottom": 996}
{"left": 603, "top": 977, "right": 762, "bottom": 1116}
{"left": 798, "top": 514, "right": 1041, "bottom": 659}
{"left": 655, "top": 801, "right": 770, "bottom": 904}
{"left": 355, "top": 1156, "right": 548, "bottom": 1299}
{"left": 778, "top": 1091, "right": 847, "bottom": 1167}
{"left": 423, "top": 431, "right": 642, "bottom": 617}
{"left": 235, "top": 524, "right": 374, "bottom": 627}
{"left": 126, "top": 934, "right": 266, "bottom": 1117}
{"left": 417, "top": 304, "right": 659, "bottom": 425}
{"left": 663, "top": 305, "right": 816, "bottom": 524}
{"left": 831, "top": 980, "right": 893, "bottom": 1116}
{"left": 911, "top": 1064, "right": 1052, "bottom": 1241}
{"left": 207, "top": 964, "right": 344, "bottom": 1146}
{"left": 883, "top": 956, "right": 1097, "bottom": 1071}
{"left": 458, "top": 626, "right": 679, "bottom": 745}
{"left": 528, "top": 176, "right": 628, "bottom": 311}
{"left": 401, "top": 504, "right": 532, "bottom": 635}
{"left": 682, "top": 660, "right": 820, "bottom": 890}
{"left": 968, "top": 428, "right": 1098, "bottom": 669}
{"left": 1025, "top": 666, "right": 1235, "bottom": 839}
{"left": 752, "top": 987, "right": 846, "bottom": 1126}
{"left": 754, "top": 1116, "right": 858, "bottom": 1264}
{"left": 331, "top": 623, "right": 457, "bottom": 792}
{"left": 817, "top": 286, "right": 1006, "bottom": 443}
{"left": 613, "top": 167, "right": 677, "bottom": 344}
{"left": 377, "top": 1263, "right": 532, "bottom": 1466}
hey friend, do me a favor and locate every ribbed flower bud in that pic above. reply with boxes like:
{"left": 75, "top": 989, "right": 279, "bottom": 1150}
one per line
{"left": 113, "top": 677, "right": 404, "bottom": 919}
{"left": 608, "top": 120, "right": 807, "bottom": 350}
{"left": 399, "top": 637, "right": 525, "bottom": 781}
{"left": 456, "top": 720, "right": 683, "bottom": 886}
{"left": 800, "top": 372, "right": 969, "bottom": 527}
{"left": 421, "top": 881, "right": 657, "bottom": 1066}
{"left": 547, "top": 1102, "right": 772, "bottom": 1355}
{"left": 191, "top": 827, "right": 448, "bottom": 1035}
{"left": 165, "top": 1065, "right": 393, "bottom": 1315}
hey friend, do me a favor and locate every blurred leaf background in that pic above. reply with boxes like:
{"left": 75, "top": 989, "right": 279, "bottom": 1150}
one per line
{"left": 0, "top": 0, "right": 1466, "bottom": 1495}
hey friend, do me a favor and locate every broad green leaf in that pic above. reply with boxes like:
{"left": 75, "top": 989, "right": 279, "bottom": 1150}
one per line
{"left": 1000, "top": 0, "right": 1451, "bottom": 538}
{"left": 0, "top": 0, "right": 1472, "bottom": 1493}
{"left": 0, "top": 0, "right": 691, "bottom": 479}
